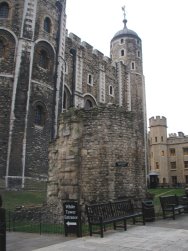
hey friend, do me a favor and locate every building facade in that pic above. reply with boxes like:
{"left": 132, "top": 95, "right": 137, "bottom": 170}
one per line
{"left": 47, "top": 13, "right": 147, "bottom": 208}
{"left": 0, "top": 0, "right": 66, "bottom": 188}
{"left": 149, "top": 116, "right": 188, "bottom": 186}
{"left": 0, "top": 0, "right": 147, "bottom": 200}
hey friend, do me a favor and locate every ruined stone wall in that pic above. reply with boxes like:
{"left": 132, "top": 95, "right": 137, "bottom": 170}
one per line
{"left": 48, "top": 106, "right": 146, "bottom": 210}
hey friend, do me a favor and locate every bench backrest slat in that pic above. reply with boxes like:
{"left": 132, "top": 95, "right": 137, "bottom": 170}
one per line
{"left": 159, "top": 195, "right": 178, "bottom": 209}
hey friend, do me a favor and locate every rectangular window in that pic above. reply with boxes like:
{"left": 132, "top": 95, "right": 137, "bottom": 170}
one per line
{"left": 172, "top": 176, "right": 177, "bottom": 185}
{"left": 170, "top": 148, "right": 176, "bottom": 156}
{"left": 120, "top": 38, "right": 124, "bottom": 44}
{"left": 161, "top": 151, "right": 164, "bottom": 156}
{"left": 155, "top": 162, "right": 159, "bottom": 169}
{"left": 87, "top": 74, "right": 93, "bottom": 86}
{"left": 155, "top": 137, "right": 157, "bottom": 142}
{"left": 161, "top": 136, "right": 163, "bottom": 142}
{"left": 183, "top": 148, "right": 188, "bottom": 155}
{"left": 185, "top": 175, "right": 188, "bottom": 184}
{"left": 184, "top": 161, "right": 188, "bottom": 169}
{"left": 131, "top": 62, "right": 135, "bottom": 70}
{"left": 137, "top": 50, "right": 141, "bottom": 58}
{"left": 170, "top": 162, "right": 176, "bottom": 170}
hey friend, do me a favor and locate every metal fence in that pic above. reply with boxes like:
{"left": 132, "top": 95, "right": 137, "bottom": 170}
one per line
{"left": 6, "top": 205, "right": 65, "bottom": 235}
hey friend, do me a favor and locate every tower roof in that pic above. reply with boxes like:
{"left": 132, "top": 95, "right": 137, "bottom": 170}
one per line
{"left": 111, "top": 7, "right": 139, "bottom": 42}
{"left": 112, "top": 19, "right": 139, "bottom": 42}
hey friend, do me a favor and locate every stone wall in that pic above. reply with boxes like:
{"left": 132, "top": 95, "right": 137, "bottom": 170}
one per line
{"left": 48, "top": 105, "right": 146, "bottom": 212}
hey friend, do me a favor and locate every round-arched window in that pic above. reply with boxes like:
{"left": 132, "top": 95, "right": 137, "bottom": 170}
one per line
{"left": 44, "top": 17, "right": 51, "bottom": 33}
{"left": 38, "top": 49, "right": 48, "bottom": 69}
{"left": 0, "top": 40, "right": 5, "bottom": 58}
{"left": 85, "top": 99, "right": 93, "bottom": 110}
{"left": 34, "top": 104, "right": 46, "bottom": 126}
{"left": 0, "top": 2, "right": 9, "bottom": 18}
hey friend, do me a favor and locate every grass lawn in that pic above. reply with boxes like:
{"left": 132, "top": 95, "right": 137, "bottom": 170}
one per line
{"left": 0, "top": 190, "right": 47, "bottom": 210}
{"left": 1, "top": 188, "right": 185, "bottom": 211}
{"left": 148, "top": 187, "right": 185, "bottom": 215}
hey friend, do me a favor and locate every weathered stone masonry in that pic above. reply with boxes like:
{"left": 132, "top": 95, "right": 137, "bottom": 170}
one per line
{"left": 0, "top": 0, "right": 66, "bottom": 188}
{"left": 48, "top": 106, "right": 146, "bottom": 209}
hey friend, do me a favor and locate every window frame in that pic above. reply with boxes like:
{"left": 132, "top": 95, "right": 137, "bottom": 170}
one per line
{"left": 34, "top": 103, "right": 46, "bottom": 127}
{"left": 38, "top": 49, "right": 49, "bottom": 70}
{"left": 0, "top": 2, "right": 9, "bottom": 19}
{"left": 44, "top": 16, "right": 52, "bottom": 33}
{"left": 0, "top": 39, "right": 5, "bottom": 58}
{"left": 87, "top": 74, "right": 93, "bottom": 86}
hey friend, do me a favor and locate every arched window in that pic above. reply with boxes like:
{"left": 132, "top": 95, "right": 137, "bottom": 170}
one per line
{"left": 121, "top": 49, "right": 125, "bottom": 56}
{"left": 0, "top": 2, "right": 9, "bottom": 18}
{"left": 34, "top": 104, "right": 46, "bottom": 126}
{"left": 0, "top": 40, "right": 5, "bottom": 58}
{"left": 44, "top": 17, "right": 51, "bottom": 33}
{"left": 38, "top": 49, "right": 48, "bottom": 69}
{"left": 63, "top": 87, "right": 71, "bottom": 111}
{"left": 85, "top": 99, "right": 93, "bottom": 110}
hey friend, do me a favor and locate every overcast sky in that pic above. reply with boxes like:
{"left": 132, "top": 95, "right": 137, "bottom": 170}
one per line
{"left": 66, "top": 0, "right": 188, "bottom": 135}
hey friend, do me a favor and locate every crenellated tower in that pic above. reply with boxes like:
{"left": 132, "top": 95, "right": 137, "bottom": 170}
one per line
{"left": 149, "top": 116, "right": 169, "bottom": 183}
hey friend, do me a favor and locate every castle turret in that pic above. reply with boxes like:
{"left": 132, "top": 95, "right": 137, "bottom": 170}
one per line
{"left": 110, "top": 9, "right": 145, "bottom": 115}
{"left": 149, "top": 116, "right": 169, "bottom": 184}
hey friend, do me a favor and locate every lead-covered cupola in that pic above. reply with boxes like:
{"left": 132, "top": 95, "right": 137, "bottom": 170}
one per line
{"left": 110, "top": 7, "right": 142, "bottom": 67}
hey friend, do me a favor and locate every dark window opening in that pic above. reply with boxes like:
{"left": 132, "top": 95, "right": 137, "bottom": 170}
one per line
{"left": 121, "top": 50, "right": 124, "bottom": 56}
{"left": 0, "top": 40, "right": 5, "bottom": 58}
{"left": 88, "top": 74, "right": 93, "bottom": 85}
{"left": 44, "top": 17, "right": 51, "bottom": 33}
{"left": 109, "top": 85, "right": 113, "bottom": 95}
{"left": 131, "top": 62, "right": 135, "bottom": 70}
{"left": 85, "top": 99, "right": 93, "bottom": 109}
{"left": 0, "top": 2, "right": 9, "bottom": 18}
{"left": 120, "top": 38, "right": 124, "bottom": 44}
{"left": 34, "top": 105, "right": 45, "bottom": 126}
{"left": 38, "top": 50, "right": 48, "bottom": 69}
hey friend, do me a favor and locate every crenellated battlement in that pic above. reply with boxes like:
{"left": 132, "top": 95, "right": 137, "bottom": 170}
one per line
{"left": 67, "top": 32, "right": 111, "bottom": 63}
{"left": 149, "top": 116, "right": 167, "bottom": 127}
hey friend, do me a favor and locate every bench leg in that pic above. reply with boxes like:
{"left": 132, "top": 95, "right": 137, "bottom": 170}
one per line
{"left": 173, "top": 209, "right": 175, "bottom": 220}
{"left": 132, "top": 217, "right": 136, "bottom": 225}
{"left": 123, "top": 219, "right": 127, "bottom": 231}
{"left": 89, "top": 224, "right": 92, "bottom": 236}
{"left": 100, "top": 224, "right": 104, "bottom": 238}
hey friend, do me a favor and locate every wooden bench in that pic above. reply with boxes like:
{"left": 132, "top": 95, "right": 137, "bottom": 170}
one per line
{"left": 85, "top": 199, "right": 145, "bottom": 237}
{"left": 159, "top": 195, "right": 188, "bottom": 220}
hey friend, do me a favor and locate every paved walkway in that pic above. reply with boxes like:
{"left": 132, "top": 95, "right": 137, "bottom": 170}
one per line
{"left": 7, "top": 215, "right": 188, "bottom": 251}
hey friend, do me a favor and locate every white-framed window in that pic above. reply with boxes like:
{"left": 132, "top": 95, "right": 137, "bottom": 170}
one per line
{"left": 87, "top": 74, "right": 93, "bottom": 86}
{"left": 109, "top": 85, "right": 114, "bottom": 96}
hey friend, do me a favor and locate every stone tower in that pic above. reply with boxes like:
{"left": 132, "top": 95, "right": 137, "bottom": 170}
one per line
{"left": 149, "top": 116, "right": 169, "bottom": 183}
{"left": 0, "top": 0, "right": 66, "bottom": 188}
{"left": 47, "top": 10, "right": 147, "bottom": 211}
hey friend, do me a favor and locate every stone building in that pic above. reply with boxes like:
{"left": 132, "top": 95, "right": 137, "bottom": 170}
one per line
{"left": 149, "top": 116, "right": 188, "bottom": 187}
{"left": 0, "top": 0, "right": 147, "bottom": 204}
{"left": 47, "top": 11, "right": 147, "bottom": 207}
{"left": 0, "top": 0, "right": 66, "bottom": 188}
